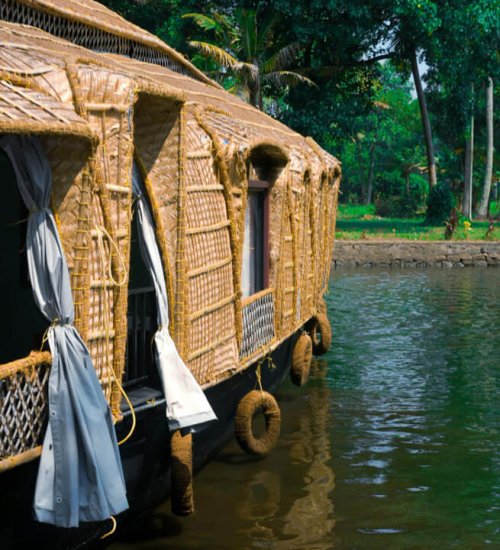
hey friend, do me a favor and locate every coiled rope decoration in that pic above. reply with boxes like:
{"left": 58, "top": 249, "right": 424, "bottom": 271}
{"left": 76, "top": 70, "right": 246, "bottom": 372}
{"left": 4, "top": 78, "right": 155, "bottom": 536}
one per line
{"left": 234, "top": 390, "right": 281, "bottom": 457}
{"left": 290, "top": 332, "right": 313, "bottom": 386}
{"left": 170, "top": 430, "right": 194, "bottom": 516}
{"left": 310, "top": 313, "right": 332, "bottom": 356}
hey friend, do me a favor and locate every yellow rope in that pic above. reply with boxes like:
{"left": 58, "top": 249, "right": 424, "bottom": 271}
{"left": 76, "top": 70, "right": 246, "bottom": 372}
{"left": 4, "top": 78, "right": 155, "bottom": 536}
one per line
{"left": 94, "top": 225, "right": 127, "bottom": 287}
{"left": 100, "top": 516, "right": 117, "bottom": 540}
{"left": 93, "top": 207, "right": 136, "bottom": 442}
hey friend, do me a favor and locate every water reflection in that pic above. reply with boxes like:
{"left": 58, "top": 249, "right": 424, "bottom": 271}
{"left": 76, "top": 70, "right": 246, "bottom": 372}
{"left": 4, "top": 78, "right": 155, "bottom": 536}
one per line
{"left": 112, "top": 268, "right": 499, "bottom": 549}
{"left": 112, "top": 360, "right": 337, "bottom": 550}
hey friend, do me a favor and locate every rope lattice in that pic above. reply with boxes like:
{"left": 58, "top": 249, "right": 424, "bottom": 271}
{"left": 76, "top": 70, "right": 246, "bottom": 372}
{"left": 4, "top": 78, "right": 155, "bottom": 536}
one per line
{"left": 0, "top": 352, "right": 51, "bottom": 464}
{"left": 240, "top": 290, "right": 275, "bottom": 359}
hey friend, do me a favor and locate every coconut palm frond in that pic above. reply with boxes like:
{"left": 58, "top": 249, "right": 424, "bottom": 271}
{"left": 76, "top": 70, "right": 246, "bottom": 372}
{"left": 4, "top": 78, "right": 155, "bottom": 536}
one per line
{"left": 182, "top": 13, "right": 219, "bottom": 33}
{"left": 263, "top": 70, "right": 317, "bottom": 89}
{"left": 236, "top": 8, "right": 258, "bottom": 61}
{"left": 262, "top": 42, "right": 301, "bottom": 73}
{"left": 256, "top": 12, "right": 277, "bottom": 52}
{"left": 188, "top": 41, "right": 240, "bottom": 69}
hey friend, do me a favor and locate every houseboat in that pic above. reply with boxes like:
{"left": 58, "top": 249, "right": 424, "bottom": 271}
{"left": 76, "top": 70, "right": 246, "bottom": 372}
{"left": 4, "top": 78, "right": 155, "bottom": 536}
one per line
{"left": 0, "top": 0, "right": 340, "bottom": 546}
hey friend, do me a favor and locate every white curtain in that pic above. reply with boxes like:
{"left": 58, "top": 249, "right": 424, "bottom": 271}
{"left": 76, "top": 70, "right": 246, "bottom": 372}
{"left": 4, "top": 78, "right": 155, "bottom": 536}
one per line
{"left": 0, "top": 135, "right": 128, "bottom": 528}
{"left": 132, "top": 164, "right": 216, "bottom": 430}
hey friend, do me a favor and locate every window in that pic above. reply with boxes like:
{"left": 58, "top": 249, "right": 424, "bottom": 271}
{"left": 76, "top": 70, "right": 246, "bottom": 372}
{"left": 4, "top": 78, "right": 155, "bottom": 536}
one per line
{"left": 124, "top": 199, "right": 159, "bottom": 388}
{"left": 0, "top": 150, "right": 46, "bottom": 363}
{"left": 241, "top": 179, "right": 269, "bottom": 298}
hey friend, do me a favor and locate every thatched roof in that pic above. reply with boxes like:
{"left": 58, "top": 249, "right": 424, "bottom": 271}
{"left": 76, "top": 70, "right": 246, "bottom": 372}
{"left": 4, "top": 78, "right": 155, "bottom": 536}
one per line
{"left": 1, "top": 0, "right": 216, "bottom": 85}
{"left": 0, "top": 18, "right": 338, "bottom": 172}
{"left": 0, "top": 71, "right": 93, "bottom": 139}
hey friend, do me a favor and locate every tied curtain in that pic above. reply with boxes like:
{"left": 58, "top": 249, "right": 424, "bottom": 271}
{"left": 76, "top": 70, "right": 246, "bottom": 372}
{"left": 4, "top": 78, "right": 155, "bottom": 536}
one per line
{"left": 132, "top": 164, "right": 216, "bottom": 430}
{"left": 0, "top": 135, "right": 128, "bottom": 528}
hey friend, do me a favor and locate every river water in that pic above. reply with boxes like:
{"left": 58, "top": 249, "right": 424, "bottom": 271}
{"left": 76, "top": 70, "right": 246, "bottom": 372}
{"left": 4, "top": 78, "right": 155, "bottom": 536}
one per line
{"left": 112, "top": 268, "right": 499, "bottom": 549}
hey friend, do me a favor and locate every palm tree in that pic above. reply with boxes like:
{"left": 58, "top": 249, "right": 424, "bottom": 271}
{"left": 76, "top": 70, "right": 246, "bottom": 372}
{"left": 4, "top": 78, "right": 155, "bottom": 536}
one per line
{"left": 183, "top": 9, "right": 315, "bottom": 110}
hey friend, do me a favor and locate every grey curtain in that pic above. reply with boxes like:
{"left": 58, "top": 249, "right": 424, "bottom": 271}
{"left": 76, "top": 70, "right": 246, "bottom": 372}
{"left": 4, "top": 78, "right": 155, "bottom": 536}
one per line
{"left": 0, "top": 135, "right": 128, "bottom": 528}
{"left": 132, "top": 164, "right": 216, "bottom": 430}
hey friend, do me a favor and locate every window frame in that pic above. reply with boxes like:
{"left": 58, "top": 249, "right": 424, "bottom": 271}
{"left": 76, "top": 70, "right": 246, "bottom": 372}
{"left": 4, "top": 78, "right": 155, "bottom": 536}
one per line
{"left": 242, "top": 178, "right": 270, "bottom": 296}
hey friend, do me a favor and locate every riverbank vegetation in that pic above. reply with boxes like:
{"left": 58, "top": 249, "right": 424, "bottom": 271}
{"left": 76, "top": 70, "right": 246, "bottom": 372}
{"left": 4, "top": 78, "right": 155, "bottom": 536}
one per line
{"left": 102, "top": 0, "right": 498, "bottom": 227}
{"left": 336, "top": 204, "right": 497, "bottom": 241}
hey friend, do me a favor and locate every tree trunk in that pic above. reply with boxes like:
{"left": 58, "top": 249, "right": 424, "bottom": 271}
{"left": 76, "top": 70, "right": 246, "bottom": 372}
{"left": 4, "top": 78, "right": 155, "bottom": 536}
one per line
{"left": 364, "top": 143, "right": 376, "bottom": 205}
{"left": 410, "top": 48, "right": 437, "bottom": 191}
{"left": 477, "top": 77, "right": 494, "bottom": 218}
{"left": 355, "top": 140, "right": 365, "bottom": 201}
{"left": 462, "top": 86, "right": 475, "bottom": 219}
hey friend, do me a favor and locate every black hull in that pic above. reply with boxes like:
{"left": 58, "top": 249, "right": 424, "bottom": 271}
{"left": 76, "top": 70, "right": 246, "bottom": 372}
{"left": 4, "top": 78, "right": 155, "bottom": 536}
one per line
{"left": 0, "top": 332, "right": 298, "bottom": 549}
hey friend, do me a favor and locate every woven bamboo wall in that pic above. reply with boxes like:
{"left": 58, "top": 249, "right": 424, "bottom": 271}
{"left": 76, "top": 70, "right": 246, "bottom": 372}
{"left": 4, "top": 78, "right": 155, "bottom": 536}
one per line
{"left": 134, "top": 94, "right": 181, "bottom": 331}
{"left": 182, "top": 111, "right": 239, "bottom": 386}
{"left": 276, "top": 174, "right": 296, "bottom": 337}
{"left": 294, "top": 169, "right": 315, "bottom": 322}
{"left": 41, "top": 135, "right": 93, "bottom": 333}
{"left": 0, "top": 16, "right": 342, "bottom": 397}
{"left": 70, "top": 65, "right": 135, "bottom": 413}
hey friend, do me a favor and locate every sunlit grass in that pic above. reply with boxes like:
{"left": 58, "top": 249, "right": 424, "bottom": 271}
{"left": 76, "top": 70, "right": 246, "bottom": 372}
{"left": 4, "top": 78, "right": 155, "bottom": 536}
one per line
{"left": 336, "top": 203, "right": 499, "bottom": 241}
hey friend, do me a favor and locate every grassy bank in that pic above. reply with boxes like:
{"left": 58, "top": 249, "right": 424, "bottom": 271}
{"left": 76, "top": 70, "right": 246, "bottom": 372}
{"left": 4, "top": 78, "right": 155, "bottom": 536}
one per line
{"left": 335, "top": 204, "right": 499, "bottom": 241}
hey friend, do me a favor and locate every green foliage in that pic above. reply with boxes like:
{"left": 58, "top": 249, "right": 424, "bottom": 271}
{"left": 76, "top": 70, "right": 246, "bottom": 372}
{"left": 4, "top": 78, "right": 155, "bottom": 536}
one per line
{"left": 375, "top": 194, "right": 419, "bottom": 218}
{"left": 182, "top": 8, "right": 315, "bottom": 109}
{"left": 426, "top": 182, "right": 455, "bottom": 225}
{"left": 99, "top": 0, "right": 499, "bottom": 220}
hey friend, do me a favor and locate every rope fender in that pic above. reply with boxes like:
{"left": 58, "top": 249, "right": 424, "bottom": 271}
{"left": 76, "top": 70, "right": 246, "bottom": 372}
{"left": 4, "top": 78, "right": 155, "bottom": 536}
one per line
{"left": 310, "top": 314, "right": 332, "bottom": 356}
{"left": 290, "top": 333, "right": 313, "bottom": 386}
{"left": 170, "top": 430, "right": 194, "bottom": 516}
{"left": 235, "top": 390, "right": 281, "bottom": 457}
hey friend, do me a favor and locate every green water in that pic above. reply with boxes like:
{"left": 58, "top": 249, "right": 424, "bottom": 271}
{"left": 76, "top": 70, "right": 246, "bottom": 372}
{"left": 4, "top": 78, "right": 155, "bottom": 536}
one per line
{"left": 113, "top": 268, "right": 499, "bottom": 549}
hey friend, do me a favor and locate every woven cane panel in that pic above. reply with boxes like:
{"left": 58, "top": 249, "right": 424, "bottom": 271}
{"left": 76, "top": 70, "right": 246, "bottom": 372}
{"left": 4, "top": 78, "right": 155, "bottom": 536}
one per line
{"left": 314, "top": 182, "right": 327, "bottom": 301}
{"left": 87, "top": 197, "right": 116, "bottom": 403}
{"left": 183, "top": 121, "right": 238, "bottom": 383}
{"left": 213, "top": 338, "right": 238, "bottom": 377}
{"left": 76, "top": 67, "right": 135, "bottom": 409}
{"left": 240, "top": 291, "right": 275, "bottom": 359}
{"left": 188, "top": 303, "right": 234, "bottom": 354}
{"left": 41, "top": 135, "right": 90, "bottom": 268}
{"left": 281, "top": 198, "right": 295, "bottom": 334}
{"left": 41, "top": 135, "right": 93, "bottom": 334}
{"left": 0, "top": 358, "right": 50, "bottom": 461}
{"left": 188, "top": 337, "right": 237, "bottom": 387}
{"left": 189, "top": 263, "right": 233, "bottom": 313}
{"left": 186, "top": 190, "right": 227, "bottom": 228}
{"left": 186, "top": 229, "right": 231, "bottom": 273}
{"left": 134, "top": 97, "right": 180, "bottom": 291}
{"left": 297, "top": 181, "right": 315, "bottom": 321}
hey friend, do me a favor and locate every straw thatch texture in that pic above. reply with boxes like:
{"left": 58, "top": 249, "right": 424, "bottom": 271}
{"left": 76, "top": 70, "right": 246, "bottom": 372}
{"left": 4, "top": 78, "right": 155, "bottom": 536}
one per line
{"left": 0, "top": 351, "right": 51, "bottom": 472}
{"left": 1, "top": 0, "right": 214, "bottom": 84}
{"left": 0, "top": 74, "right": 91, "bottom": 139}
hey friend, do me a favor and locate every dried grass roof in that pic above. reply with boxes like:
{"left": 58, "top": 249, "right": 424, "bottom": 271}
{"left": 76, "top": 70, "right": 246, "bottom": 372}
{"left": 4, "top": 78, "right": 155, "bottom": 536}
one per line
{"left": 0, "top": 71, "right": 93, "bottom": 139}
{"left": 0, "top": 18, "right": 339, "bottom": 170}
{"left": 13, "top": 0, "right": 216, "bottom": 86}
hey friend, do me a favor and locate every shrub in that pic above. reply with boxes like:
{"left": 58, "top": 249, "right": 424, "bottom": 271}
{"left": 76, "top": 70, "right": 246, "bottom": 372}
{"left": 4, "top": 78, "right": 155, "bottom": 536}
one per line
{"left": 426, "top": 182, "right": 455, "bottom": 225}
{"left": 375, "top": 194, "right": 419, "bottom": 218}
